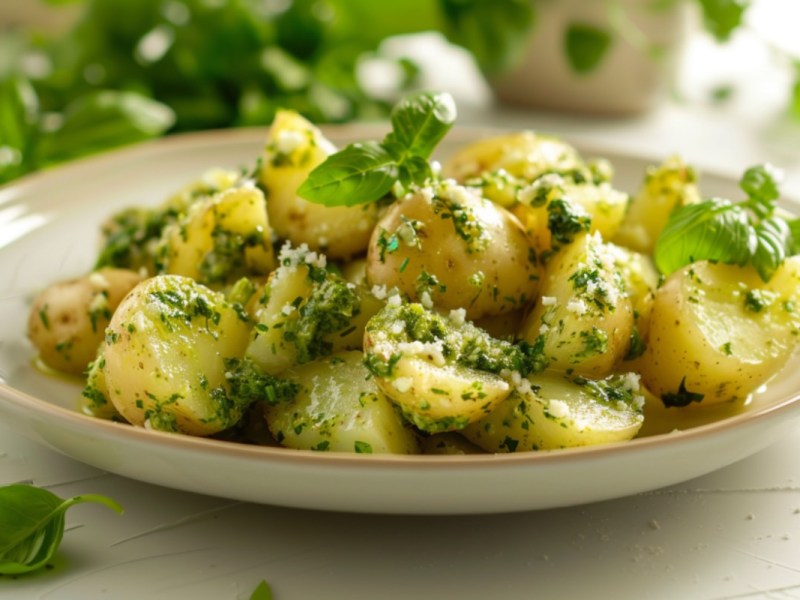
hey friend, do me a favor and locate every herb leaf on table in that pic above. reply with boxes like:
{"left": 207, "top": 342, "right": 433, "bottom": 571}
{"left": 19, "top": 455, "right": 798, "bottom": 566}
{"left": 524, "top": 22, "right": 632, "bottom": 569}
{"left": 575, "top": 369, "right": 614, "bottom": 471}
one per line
{"left": 0, "top": 484, "right": 123, "bottom": 575}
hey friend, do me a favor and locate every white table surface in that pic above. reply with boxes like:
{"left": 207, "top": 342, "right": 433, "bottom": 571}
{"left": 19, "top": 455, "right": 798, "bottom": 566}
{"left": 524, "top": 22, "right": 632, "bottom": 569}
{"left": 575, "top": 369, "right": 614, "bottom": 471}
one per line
{"left": 5, "top": 11, "right": 800, "bottom": 599}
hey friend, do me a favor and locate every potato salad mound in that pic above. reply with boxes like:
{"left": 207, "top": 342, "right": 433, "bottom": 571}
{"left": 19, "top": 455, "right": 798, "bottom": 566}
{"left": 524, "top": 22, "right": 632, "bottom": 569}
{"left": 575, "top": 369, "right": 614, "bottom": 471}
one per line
{"left": 27, "top": 92, "right": 800, "bottom": 455}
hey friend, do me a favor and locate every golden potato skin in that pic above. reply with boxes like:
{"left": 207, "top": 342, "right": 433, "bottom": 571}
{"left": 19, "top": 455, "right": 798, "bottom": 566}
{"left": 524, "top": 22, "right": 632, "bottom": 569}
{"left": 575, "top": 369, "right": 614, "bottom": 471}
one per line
{"left": 442, "top": 131, "right": 583, "bottom": 183}
{"left": 102, "top": 275, "right": 251, "bottom": 436}
{"left": 520, "top": 233, "right": 634, "bottom": 378}
{"left": 259, "top": 110, "right": 378, "bottom": 259}
{"left": 27, "top": 268, "right": 143, "bottom": 375}
{"left": 365, "top": 184, "right": 540, "bottom": 320}
{"left": 638, "top": 260, "right": 800, "bottom": 407}
{"left": 612, "top": 156, "right": 700, "bottom": 254}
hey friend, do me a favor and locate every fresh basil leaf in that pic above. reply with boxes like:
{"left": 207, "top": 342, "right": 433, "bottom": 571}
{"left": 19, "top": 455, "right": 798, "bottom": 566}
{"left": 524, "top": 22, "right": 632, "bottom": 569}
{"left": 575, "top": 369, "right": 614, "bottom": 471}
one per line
{"left": 298, "top": 141, "right": 398, "bottom": 206}
{"left": 383, "top": 91, "right": 456, "bottom": 162}
{"left": 697, "top": 0, "right": 749, "bottom": 42}
{"left": 565, "top": 23, "right": 612, "bottom": 74}
{"left": 0, "top": 484, "right": 122, "bottom": 575}
{"left": 397, "top": 155, "right": 434, "bottom": 192}
{"left": 35, "top": 91, "right": 175, "bottom": 166}
{"left": 752, "top": 216, "right": 792, "bottom": 281}
{"left": 438, "top": 0, "right": 536, "bottom": 74}
{"left": 787, "top": 216, "right": 800, "bottom": 255}
{"left": 653, "top": 199, "right": 753, "bottom": 275}
{"left": 740, "top": 163, "right": 780, "bottom": 216}
{"left": 249, "top": 579, "right": 273, "bottom": 600}
{"left": 661, "top": 377, "right": 705, "bottom": 408}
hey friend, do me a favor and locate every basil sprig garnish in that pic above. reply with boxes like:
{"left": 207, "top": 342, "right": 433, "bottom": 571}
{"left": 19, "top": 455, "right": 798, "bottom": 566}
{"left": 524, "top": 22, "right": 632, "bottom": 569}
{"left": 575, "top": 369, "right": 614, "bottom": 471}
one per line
{"left": 0, "top": 484, "right": 122, "bottom": 575}
{"left": 298, "top": 91, "right": 456, "bottom": 207}
{"left": 654, "top": 164, "right": 800, "bottom": 282}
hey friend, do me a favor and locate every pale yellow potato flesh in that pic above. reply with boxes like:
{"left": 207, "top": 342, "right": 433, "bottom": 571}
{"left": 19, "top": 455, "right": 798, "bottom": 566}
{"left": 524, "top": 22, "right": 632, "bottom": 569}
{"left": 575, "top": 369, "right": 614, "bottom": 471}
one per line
{"left": 462, "top": 372, "right": 644, "bottom": 452}
{"left": 102, "top": 275, "right": 251, "bottom": 436}
{"left": 259, "top": 110, "right": 378, "bottom": 259}
{"left": 266, "top": 351, "right": 419, "bottom": 454}
{"left": 638, "top": 260, "right": 800, "bottom": 406}
{"left": 520, "top": 233, "right": 634, "bottom": 377}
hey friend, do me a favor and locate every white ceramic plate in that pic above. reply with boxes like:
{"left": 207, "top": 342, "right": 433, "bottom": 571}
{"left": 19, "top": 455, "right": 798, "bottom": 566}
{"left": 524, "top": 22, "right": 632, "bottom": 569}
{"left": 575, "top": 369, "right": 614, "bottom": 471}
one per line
{"left": 2, "top": 126, "right": 800, "bottom": 515}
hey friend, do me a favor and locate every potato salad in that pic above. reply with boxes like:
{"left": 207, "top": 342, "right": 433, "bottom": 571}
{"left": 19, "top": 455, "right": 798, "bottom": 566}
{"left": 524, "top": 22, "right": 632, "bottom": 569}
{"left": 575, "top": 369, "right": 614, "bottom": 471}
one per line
{"left": 27, "top": 92, "right": 800, "bottom": 456}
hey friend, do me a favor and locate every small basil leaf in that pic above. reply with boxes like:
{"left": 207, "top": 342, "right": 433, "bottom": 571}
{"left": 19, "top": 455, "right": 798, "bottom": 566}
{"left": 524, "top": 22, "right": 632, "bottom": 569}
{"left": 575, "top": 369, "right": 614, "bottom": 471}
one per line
{"left": 565, "top": 23, "right": 612, "bottom": 74}
{"left": 740, "top": 163, "right": 780, "bottom": 216}
{"left": 249, "top": 579, "right": 273, "bottom": 600}
{"left": 383, "top": 91, "right": 456, "bottom": 161}
{"left": 298, "top": 141, "right": 398, "bottom": 206}
{"left": 661, "top": 377, "right": 705, "bottom": 408}
{"left": 752, "top": 216, "right": 792, "bottom": 282}
{"left": 653, "top": 199, "right": 753, "bottom": 275}
{"left": 787, "top": 216, "right": 800, "bottom": 255}
{"left": 36, "top": 91, "right": 174, "bottom": 166}
{"left": 0, "top": 484, "right": 122, "bottom": 575}
{"left": 397, "top": 155, "right": 434, "bottom": 192}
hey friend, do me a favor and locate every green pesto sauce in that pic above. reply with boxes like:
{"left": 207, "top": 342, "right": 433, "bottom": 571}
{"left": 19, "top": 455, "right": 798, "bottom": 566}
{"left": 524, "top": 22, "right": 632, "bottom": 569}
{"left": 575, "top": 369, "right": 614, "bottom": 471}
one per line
{"left": 364, "top": 302, "right": 544, "bottom": 379}
{"left": 547, "top": 198, "right": 591, "bottom": 245}
{"left": 282, "top": 277, "right": 362, "bottom": 364}
{"left": 198, "top": 225, "right": 266, "bottom": 285}
{"left": 571, "top": 374, "right": 640, "bottom": 410}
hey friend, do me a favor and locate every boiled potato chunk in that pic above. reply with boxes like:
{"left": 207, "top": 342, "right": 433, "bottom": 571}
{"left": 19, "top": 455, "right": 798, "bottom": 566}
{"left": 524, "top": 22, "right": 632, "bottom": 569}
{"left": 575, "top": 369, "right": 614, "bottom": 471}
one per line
{"left": 159, "top": 185, "right": 275, "bottom": 286}
{"left": 246, "top": 244, "right": 382, "bottom": 374}
{"left": 462, "top": 372, "right": 644, "bottom": 451}
{"left": 259, "top": 110, "right": 377, "bottom": 259}
{"left": 608, "top": 243, "right": 660, "bottom": 354}
{"left": 639, "top": 259, "right": 800, "bottom": 406}
{"left": 97, "top": 168, "right": 241, "bottom": 274}
{"left": 363, "top": 302, "right": 525, "bottom": 433}
{"left": 521, "top": 232, "right": 634, "bottom": 377}
{"left": 103, "top": 275, "right": 251, "bottom": 435}
{"left": 442, "top": 131, "right": 584, "bottom": 183}
{"left": 377, "top": 357, "right": 512, "bottom": 433}
{"left": 27, "top": 268, "right": 144, "bottom": 374}
{"left": 265, "top": 351, "right": 419, "bottom": 454}
{"left": 80, "top": 348, "right": 120, "bottom": 420}
{"left": 512, "top": 177, "right": 628, "bottom": 255}
{"left": 613, "top": 156, "right": 700, "bottom": 254}
{"left": 365, "top": 182, "right": 540, "bottom": 320}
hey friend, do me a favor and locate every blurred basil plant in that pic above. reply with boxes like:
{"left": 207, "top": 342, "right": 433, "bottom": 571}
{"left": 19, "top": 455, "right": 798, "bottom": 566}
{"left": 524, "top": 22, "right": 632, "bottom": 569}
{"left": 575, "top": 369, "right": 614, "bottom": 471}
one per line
{"left": 0, "top": 0, "right": 533, "bottom": 185}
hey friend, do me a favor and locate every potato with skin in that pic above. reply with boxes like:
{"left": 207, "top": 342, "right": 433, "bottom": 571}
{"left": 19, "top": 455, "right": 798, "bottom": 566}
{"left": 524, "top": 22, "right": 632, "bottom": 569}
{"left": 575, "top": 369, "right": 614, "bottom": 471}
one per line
{"left": 363, "top": 302, "right": 523, "bottom": 433}
{"left": 365, "top": 182, "right": 540, "bottom": 320}
{"left": 638, "top": 259, "right": 800, "bottom": 407}
{"left": 442, "top": 131, "right": 584, "bottom": 183}
{"left": 103, "top": 275, "right": 251, "bottom": 436}
{"left": 159, "top": 185, "right": 275, "bottom": 286}
{"left": 462, "top": 372, "right": 644, "bottom": 452}
{"left": 266, "top": 351, "right": 419, "bottom": 454}
{"left": 607, "top": 243, "right": 660, "bottom": 353}
{"left": 512, "top": 177, "right": 628, "bottom": 256}
{"left": 245, "top": 244, "right": 383, "bottom": 375}
{"left": 612, "top": 156, "right": 700, "bottom": 254}
{"left": 520, "top": 232, "right": 634, "bottom": 378}
{"left": 259, "top": 110, "right": 378, "bottom": 259}
{"left": 27, "top": 268, "right": 144, "bottom": 375}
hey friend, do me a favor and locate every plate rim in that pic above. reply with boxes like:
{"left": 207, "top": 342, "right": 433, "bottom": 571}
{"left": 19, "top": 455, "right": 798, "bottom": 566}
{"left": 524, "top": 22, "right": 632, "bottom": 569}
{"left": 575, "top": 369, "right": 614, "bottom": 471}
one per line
{"left": 2, "top": 126, "right": 800, "bottom": 510}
